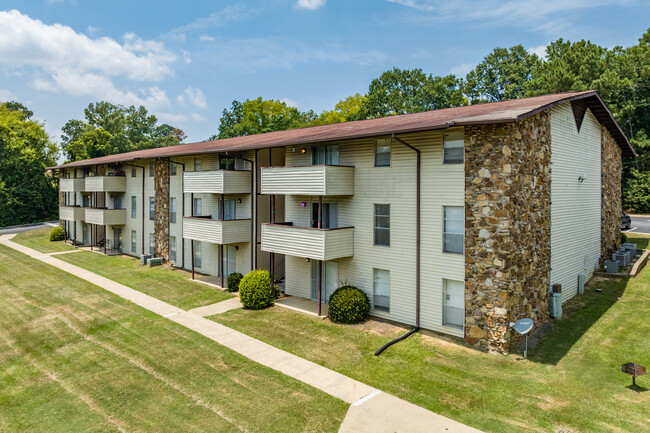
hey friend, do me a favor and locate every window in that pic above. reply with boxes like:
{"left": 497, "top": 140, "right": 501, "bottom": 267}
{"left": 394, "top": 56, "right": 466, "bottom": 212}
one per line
{"left": 194, "top": 241, "right": 202, "bottom": 268}
{"left": 219, "top": 198, "right": 236, "bottom": 220}
{"left": 131, "top": 166, "right": 137, "bottom": 177}
{"left": 170, "top": 162, "right": 177, "bottom": 176}
{"left": 311, "top": 202, "right": 338, "bottom": 229}
{"left": 170, "top": 197, "right": 177, "bottom": 223}
{"left": 149, "top": 161, "right": 155, "bottom": 177}
{"left": 194, "top": 156, "right": 202, "bottom": 172}
{"left": 219, "top": 156, "right": 236, "bottom": 170}
{"left": 149, "top": 233, "right": 154, "bottom": 256}
{"left": 373, "top": 269, "right": 390, "bottom": 311}
{"left": 131, "top": 196, "right": 137, "bottom": 219}
{"left": 374, "top": 138, "right": 391, "bottom": 167}
{"left": 443, "top": 206, "right": 464, "bottom": 254}
{"left": 170, "top": 236, "right": 177, "bottom": 263}
{"left": 114, "top": 196, "right": 122, "bottom": 210}
{"left": 131, "top": 230, "right": 137, "bottom": 253}
{"left": 374, "top": 204, "right": 390, "bottom": 246}
{"left": 310, "top": 260, "right": 338, "bottom": 302}
{"left": 443, "top": 279, "right": 465, "bottom": 329}
{"left": 193, "top": 198, "right": 202, "bottom": 216}
{"left": 311, "top": 144, "right": 339, "bottom": 165}
{"left": 149, "top": 197, "right": 155, "bottom": 220}
{"left": 443, "top": 134, "right": 464, "bottom": 164}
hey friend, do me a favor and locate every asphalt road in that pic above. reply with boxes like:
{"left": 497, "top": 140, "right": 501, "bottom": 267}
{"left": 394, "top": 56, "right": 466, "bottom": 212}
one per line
{"left": 624, "top": 215, "right": 650, "bottom": 235}
{"left": 0, "top": 221, "right": 58, "bottom": 235}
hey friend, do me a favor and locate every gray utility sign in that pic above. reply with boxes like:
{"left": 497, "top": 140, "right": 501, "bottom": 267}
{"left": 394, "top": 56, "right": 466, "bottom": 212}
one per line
{"left": 513, "top": 318, "right": 534, "bottom": 359}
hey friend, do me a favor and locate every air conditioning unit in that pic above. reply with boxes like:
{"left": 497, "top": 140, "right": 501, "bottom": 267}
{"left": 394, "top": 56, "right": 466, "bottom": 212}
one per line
{"left": 140, "top": 253, "right": 151, "bottom": 265}
{"left": 604, "top": 260, "right": 620, "bottom": 273}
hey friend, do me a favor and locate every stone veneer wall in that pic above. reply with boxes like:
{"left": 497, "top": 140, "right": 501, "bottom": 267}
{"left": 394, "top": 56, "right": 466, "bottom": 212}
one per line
{"left": 154, "top": 158, "right": 170, "bottom": 263}
{"left": 464, "top": 113, "right": 552, "bottom": 353}
{"left": 601, "top": 127, "right": 622, "bottom": 262}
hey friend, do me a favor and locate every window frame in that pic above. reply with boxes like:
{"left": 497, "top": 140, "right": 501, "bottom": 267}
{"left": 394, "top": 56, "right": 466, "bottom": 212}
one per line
{"left": 373, "top": 268, "right": 391, "bottom": 312}
{"left": 149, "top": 197, "right": 155, "bottom": 221}
{"left": 373, "top": 204, "right": 390, "bottom": 247}
{"left": 170, "top": 197, "right": 177, "bottom": 224}
{"left": 170, "top": 236, "right": 177, "bottom": 263}
{"left": 149, "top": 161, "right": 155, "bottom": 177}
{"left": 131, "top": 230, "right": 137, "bottom": 253}
{"left": 131, "top": 166, "right": 137, "bottom": 177}
{"left": 443, "top": 134, "right": 464, "bottom": 165}
{"left": 170, "top": 162, "right": 177, "bottom": 176}
{"left": 194, "top": 156, "right": 202, "bottom": 172}
{"left": 131, "top": 196, "right": 137, "bottom": 219}
{"left": 194, "top": 240, "right": 202, "bottom": 268}
{"left": 374, "top": 138, "right": 391, "bottom": 167}
{"left": 442, "top": 279, "right": 465, "bottom": 330}
{"left": 443, "top": 206, "right": 464, "bottom": 254}
{"left": 193, "top": 198, "right": 202, "bottom": 217}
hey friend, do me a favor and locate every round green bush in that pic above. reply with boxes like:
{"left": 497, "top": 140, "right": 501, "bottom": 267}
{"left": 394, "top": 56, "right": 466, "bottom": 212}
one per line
{"left": 49, "top": 226, "right": 65, "bottom": 242}
{"left": 239, "top": 270, "right": 274, "bottom": 309}
{"left": 328, "top": 285, "right": 370, "bottom": 324}
{"left": 226, "top": 272, "right": 243, "bottom": 292}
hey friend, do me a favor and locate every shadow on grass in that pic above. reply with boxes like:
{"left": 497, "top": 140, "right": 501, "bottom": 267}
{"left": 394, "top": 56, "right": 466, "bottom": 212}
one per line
{"left": 527, "top": 277, "right": 628, "bottom": 365}
{"left": 626, "top": 384, "right": 649, "bottom": 393}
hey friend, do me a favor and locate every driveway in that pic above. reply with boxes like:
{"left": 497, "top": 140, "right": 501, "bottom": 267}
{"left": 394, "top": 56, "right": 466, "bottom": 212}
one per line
{"left": 625, "top": 215, "right": 650, "bottom": 235}
{"left": 0, "top": 221, "right": 58, "bottom": 235}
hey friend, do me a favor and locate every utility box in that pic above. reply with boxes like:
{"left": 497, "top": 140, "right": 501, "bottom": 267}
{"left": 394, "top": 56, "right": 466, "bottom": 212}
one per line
{"left": 622, "top": 243, "right": 638, "bottom": 257}
{"left": 578, "top": 273, "right": 585, "bottom": 295}
{"left": 140, "top": 254, "right": 151, "bottom": 265}
{"left": 604, "top": 260, "right": 620, "bottom": 273}
{"left": 550, "top": 292, "right": 562, "bottom": 319}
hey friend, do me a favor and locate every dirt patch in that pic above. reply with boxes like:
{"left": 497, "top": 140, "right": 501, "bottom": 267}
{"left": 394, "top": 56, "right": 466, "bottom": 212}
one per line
{"left": 348, "top": 317, "right": 409, "bottom": 338}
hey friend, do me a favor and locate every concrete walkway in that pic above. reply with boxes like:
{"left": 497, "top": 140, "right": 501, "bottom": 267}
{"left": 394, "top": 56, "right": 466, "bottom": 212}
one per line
{"left": 0, "top": 234, "right": 481, "bottom": 433}
{"left": 188, "top": 297, "right": 243, "bottom": 317}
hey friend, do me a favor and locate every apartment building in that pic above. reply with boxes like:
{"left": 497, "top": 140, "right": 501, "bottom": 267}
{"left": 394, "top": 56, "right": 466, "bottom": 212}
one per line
{"left": 51, "top": 91, "right": 634, "bottom": 352}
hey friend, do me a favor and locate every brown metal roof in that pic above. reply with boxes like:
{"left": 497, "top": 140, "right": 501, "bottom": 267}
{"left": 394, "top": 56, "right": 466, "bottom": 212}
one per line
{"left": 49, "top": 91, "right": 635, "bottom": 169}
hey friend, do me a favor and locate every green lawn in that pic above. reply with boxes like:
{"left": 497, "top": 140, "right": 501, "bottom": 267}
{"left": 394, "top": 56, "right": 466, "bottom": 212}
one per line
{"left": 56, "top": 250, "right": 232, "bottom": 310}
{"left": 625, "top": 232, "right": 650, "bottom": 250}
{"left": 0, "top": 244, "right": 347, "bottom": 432}
{"left": 212, "top": 271, "right": 650, "bottom": 432}
{"left": 12, "top": 227, "right": 76, "bottom": 253}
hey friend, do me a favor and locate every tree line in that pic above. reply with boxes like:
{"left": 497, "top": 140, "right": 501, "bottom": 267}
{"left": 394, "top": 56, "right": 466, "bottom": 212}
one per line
{"left": 1, "top": 27, "right": 648, "bottom": 226}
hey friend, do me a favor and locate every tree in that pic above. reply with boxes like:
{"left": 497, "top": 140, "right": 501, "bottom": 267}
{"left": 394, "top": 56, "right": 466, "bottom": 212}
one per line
{"left": 464, "top": 45, "right": 539, "bottom": 103}
{"left": 212, "top": 97, "right": 317, "bottom": 139}
{"left": 0, "top": 102, "right": 58, "bottom": 226}
{"left": 61, "top": 102, "right": 183, "bottom": 162}
{"left": 315, "top": 93, "right": 367, "bottom": 125}
{"left": 361, "top": 68, "right": 467, "bottom": 119}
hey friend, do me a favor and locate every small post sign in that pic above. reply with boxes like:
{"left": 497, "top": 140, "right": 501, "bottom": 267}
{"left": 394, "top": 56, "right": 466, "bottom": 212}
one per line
{"left": 513, "top": 318, "right": 534, "bottom": 359}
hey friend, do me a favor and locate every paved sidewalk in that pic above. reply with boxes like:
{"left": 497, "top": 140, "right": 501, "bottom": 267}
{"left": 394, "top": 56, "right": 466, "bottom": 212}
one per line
{"left": 0, "top": 234, "right": 481, "bottom": 433}
{"left": 189, "top": 297, "right": 243, "bottom": 317}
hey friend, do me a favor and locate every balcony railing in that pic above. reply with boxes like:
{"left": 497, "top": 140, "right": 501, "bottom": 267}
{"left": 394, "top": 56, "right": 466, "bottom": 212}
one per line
{"left": 260, "top": 165, "right": 354, "bottom": 196}
{"left": 84, "top": 175, "right": 126, "bottom": 192}
{"left": 183, "top": 217, "right": 251, "bottom": 244}
{"left": 183, "top": 170, "right": 251, "bottom": 194}
{"left": 261, "top": 223, "right": 354, "bottom": 260}
{"left": 59, "top": 178, "right": 85, "bottom": 192}
{"left": 59, "top": 205, "right": 84, "bottom": 221}
{"left": 84, "top": 208, "right": 126, "bottom": 226}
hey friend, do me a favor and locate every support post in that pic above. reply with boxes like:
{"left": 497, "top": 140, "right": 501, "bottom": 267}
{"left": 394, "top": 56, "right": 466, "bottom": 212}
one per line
{"left": 104, "top": 225, "right": 107, "bottom": 255}
{"left": 318, "top": 260, "right": 323, "bottom": 317}
{"left": 270, "top": 194, "right": 275, "bottom": 286}
{"left": 220, "top": 244, "right": 224, "bottom": 288}
{"left": 191, "top": 239, "right": 195, "bottom": 279}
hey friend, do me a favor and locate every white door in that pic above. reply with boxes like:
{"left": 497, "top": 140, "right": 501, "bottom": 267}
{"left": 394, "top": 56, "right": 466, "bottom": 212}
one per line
{"left": 311, "top": 261, "right": 338, "bottom": 302}
{"left": 224, "top": 245, "right": 236, "bottom": 277}
{"left": 443, "top": 280, "right": 465, "bottom": 329}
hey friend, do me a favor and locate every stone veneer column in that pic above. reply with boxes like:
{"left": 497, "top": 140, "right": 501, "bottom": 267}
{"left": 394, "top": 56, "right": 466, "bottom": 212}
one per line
{"left": 464, "top": 113, "right": 552, "bottom": 353}
{"left": 154, "top": 158, "right": 170, "bottom": 263}
{"left": 601, "top": 127, "right": 622, "bottom": 262}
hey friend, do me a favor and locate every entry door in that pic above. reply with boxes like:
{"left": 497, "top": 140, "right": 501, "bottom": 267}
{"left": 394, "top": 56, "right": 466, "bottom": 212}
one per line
{"left": 82, "top": 223, "right": 90, "bottom": 244}
{"left": 113, "top": 228, "right": 122, "bottom": 251}
{"left": 223, "top": 245, "right": 236, "bottom": 277}
{"left": 219, "top": 199, "right": 236, "bottom": 220}
{"left": 311, "top": 203, "right": 338, "bottom": 229}
{"left": 310, "top": 260, "right": 338, "bottom": 302}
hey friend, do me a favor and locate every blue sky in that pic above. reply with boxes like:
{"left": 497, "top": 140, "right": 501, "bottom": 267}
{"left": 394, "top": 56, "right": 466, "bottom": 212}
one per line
{"left": 0, "top": 0, "right": 648, "bottom": 153}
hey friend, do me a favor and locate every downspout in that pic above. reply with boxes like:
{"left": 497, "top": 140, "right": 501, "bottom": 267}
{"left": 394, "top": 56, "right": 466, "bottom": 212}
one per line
{"left": 124, "top": 162, "right": 145, "bottom": 255}
{"left": 375, "top": 134, "right": 421, "bottom": 356}
{"left": 225, "top": 151, "right": 256, "bottom": 271}
{"left": 171, "top": 160, "right": 186, "bottom": 268}
{"left": 318, "top": 194, "right": 323, "bottom": 317}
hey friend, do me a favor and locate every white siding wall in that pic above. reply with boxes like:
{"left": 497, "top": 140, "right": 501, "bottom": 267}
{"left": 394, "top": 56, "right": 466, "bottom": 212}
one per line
{"left": 281, "top": 130, "right": 465, "bottom": 336}
{"left": 550, "top": 105, "right": 602, "bottom": 302}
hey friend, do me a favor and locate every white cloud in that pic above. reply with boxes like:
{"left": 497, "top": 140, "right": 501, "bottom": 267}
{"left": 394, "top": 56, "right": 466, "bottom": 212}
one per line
{"left": 167, "top": 6, "right": 255, "bottom": 39}
{"left": 280, "top": 98, "right": 299, "bottom": 108}
{"left": 155, "top": 112, "right": 208, "bottom": 123}
{"left": 296, "top": 0, "right": 326, "bottom": 10}
{"left": 191, "top": 113, "right": 207, "bottom": 122}
{"left": 450, "top": 63, "right": 475, "bottom": 76}
{"left": 527, "top": 44, "right": 548, "bottom": 58}
{"left": 386, "top": 0, "right": 633, "bottom": 33}
{"left": 183, "top": 87, "right": 207, "bottom": 109}
{"left": 0, "top": 89, "right": 16, "bottom": 101}
{"left": 199, "top": 35, "right": 215, "bottom": 42}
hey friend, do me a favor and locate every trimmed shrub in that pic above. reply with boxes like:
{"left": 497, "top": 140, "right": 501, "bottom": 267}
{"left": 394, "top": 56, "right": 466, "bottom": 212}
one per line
{"left": 622, "top": 232, "right": 628, "bottom": 244}
{"left": 239, "top": 270, "right": 274, "bottom": 309}
{"left": 328, "top": 285, "right": 370, "bottom": 324}
{"left": 49, "top": 226, "right": 65, "bottom": 242}
{"left": 226, "top": 272, "right": 243, "bottom": 292}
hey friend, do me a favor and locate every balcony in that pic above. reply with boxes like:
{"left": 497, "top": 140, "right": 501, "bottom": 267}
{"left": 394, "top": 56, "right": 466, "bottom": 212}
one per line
{"left": 261, "top": 223, "right": 354, "bottom": 260}
{"left": 59, "top": 206, "right": 84, "bottom": 221}
{"left": 84, "top": 176, "right": 126, "bottom": 192}
{"left": 260, "top": 165, "right": 354, "bottom": 196}
{"left": 59, "top": 178, "right": 84, "bottom": 192}
{"left": 183, "top": 217, "right": 251, "bottom": 244}
{"left": 84, "top": 208, "right": 126, "bottom": 226}
{"left": 183, "top": 170, "right": 251, "bottom": 194}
